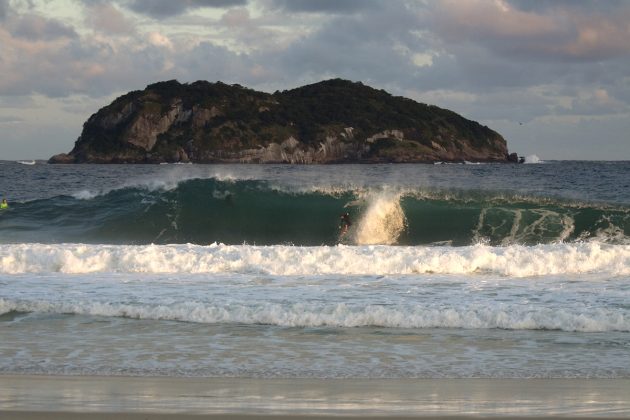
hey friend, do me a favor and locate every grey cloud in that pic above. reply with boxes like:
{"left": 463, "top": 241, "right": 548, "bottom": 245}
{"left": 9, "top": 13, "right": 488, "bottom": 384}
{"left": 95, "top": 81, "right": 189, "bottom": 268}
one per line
{"left": 412, "top": 45, "right": 560, "bottom": 91}
{"left": 421, "top": 87, "right": 561, "bottom": 124}
{"left": 426, "top": 1, "right": 630, "bottom": 62}
{"left": 0, "top": 0, "right": 8, "bottom": 20}
{"left": 556, "top": 91, "right": 629, "bottom": 117}
{"left": 269, "top": 5, "right": 423, "bottom": 86}
{"left": 257, "top": 1, "right": 630, "bottom": 125}
{"left": 1, "top": 35, "right": 141, "bottom": 97}
{"left": 125, "top": 0, "right": 247, "bottom": 18}
{"left": 409, "top": 40, "right": 630, "bottom": 121}
{"left": 11, "top": 14, "right": 77, "bottom": 40}
{"left": 86, "top": 3, "right": 135, "bottom": 35}
{"left": 250, "top": 2, "right": 543, "bottom": 116}
{"left": 175, "top": 41, "right": 256, "bottom": 84}
{"left": 507, "top": 0, "right": 628, "bottom": 14}
{"left": 0, "top": 22, "right": 254, "bottom": 100}
{"left": 3, "top": 0, "right": 629, "bottom": 126}
{"left": 0, "top": 95, "right": 35, "bottom": 110}
{"left": 266, "top": 0, "right": 380, "bottom": 14}
{"left": 0, "top": 115, "right": 23, "bottom": 124}
{"left": 3, "top": 1, "right": 629, "bottom": 160}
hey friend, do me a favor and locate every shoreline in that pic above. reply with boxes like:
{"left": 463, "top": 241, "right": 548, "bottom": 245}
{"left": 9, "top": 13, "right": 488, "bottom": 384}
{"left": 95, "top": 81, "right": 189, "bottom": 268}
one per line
{"left": 2, "top": 375, "right": 630, "bottom": 418}
{"left": 3, "top": 414, "right": 628, "bottom": 420}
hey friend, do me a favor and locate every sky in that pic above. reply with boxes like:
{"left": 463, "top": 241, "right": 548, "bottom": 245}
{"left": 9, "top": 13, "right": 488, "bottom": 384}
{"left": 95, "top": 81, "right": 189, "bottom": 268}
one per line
{"left": 0, "top": 0, "right": 629, "bottom": 160}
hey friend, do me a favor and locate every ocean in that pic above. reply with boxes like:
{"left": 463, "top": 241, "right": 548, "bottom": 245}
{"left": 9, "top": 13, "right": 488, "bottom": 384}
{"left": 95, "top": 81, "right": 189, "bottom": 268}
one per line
{"left": 0, "top": 160, "right": 629, "bottom": 386}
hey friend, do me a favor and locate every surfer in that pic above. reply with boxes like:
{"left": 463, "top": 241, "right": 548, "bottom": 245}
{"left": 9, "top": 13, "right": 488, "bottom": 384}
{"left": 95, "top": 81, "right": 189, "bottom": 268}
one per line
{"left": 339, "top": 212, "right": 351, "bottom": 235}
{"left": 0, "top": 198, "right": 7, "bottom": 210}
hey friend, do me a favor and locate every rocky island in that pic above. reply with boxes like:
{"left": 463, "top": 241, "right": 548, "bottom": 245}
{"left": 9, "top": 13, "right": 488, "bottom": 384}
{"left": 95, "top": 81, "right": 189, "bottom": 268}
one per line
{"left": 49, "top": 79, "right": 513, "bottom": 164}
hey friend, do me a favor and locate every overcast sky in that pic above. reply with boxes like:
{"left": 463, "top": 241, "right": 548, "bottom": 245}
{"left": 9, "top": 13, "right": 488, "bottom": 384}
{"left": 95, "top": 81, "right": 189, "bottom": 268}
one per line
{"left": 1, "top": 0, "right": 629, "bottom": 160}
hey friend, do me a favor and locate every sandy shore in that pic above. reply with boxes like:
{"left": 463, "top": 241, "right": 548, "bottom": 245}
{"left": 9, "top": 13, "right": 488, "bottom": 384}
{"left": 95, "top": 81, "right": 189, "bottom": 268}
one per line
{"left": 1, "top": 375, "right": 630, "bottom": 418}
{"left": 3, "top": 414, "right": 628, "bottom": 420}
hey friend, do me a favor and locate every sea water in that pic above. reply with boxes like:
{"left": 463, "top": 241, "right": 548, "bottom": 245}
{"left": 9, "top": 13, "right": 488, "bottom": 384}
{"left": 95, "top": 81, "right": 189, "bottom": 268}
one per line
{"left": 0, "top": 161, "right": 629, "bottom": 380}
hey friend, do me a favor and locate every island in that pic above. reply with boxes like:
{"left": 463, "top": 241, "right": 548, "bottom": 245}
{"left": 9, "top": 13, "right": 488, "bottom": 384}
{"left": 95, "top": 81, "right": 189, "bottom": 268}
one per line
{"left": 49, "top": 79, "right": 516, "bottom": 164}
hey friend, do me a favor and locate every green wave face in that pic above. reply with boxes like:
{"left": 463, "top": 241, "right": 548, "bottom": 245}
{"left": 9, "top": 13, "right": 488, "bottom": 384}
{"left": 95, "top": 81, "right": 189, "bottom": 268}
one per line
{"left": 0, "top": 178, "right": 628, "bottom": 246}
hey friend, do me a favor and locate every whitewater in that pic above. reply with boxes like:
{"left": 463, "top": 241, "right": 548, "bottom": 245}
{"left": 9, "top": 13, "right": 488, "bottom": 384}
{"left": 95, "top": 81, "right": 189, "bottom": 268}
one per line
{"left": 1, "top": 242, "right": 629, "bottom": 277}
{"left": 1, "top": 161, "right": 629, "bottom": 379}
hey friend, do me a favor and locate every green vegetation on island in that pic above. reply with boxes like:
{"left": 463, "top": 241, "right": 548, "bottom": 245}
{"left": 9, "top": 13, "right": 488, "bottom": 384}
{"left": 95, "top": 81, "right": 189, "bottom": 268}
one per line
{"left": 49, "top": 79, "right": 511, "bottom": 164}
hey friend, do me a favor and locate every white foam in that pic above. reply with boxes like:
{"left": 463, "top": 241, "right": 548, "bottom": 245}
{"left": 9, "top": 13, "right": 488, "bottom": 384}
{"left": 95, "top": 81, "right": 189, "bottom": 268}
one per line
{"left": 72, "top": 190, "right": 100, "bottom": 200}
{"left": 1, "top": 242, "right": 628, "bottom": 277}
{"left": 1, "top": 298, "right": 627, "bottom": 332}
{"left": 524, "top": 154, "right": 543, "bottom": 164}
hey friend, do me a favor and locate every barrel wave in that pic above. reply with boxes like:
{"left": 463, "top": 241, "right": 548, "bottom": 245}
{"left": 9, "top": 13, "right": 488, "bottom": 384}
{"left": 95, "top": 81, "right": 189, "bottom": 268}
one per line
{"left": 0, "top": 177, "right": 628, "bottom": 246}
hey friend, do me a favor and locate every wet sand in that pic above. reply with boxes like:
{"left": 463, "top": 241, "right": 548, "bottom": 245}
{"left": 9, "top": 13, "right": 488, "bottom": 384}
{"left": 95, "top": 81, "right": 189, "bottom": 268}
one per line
{"left": 1, "top": 375, "right": 630, "bottom": 418}
{"left": 3, "top": 414, "right": 629, "bottom": 420}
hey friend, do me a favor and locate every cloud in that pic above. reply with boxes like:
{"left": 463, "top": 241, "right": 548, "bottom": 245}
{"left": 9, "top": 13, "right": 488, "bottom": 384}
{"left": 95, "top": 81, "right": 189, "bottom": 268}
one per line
{"left": 430, "top": 1, "right": 559, "bottom": 43}
{"left": 1, "top": 1, "right": 629, "bottom": 125}
{"left": 415, "top": 85, "right": 568, "bottom": 124}
{"left": 0, "top": 0, "right": 8, "bottom": 21}
{"left": 267, "top": 4, "right": 425, "bottom": 88}
{"left": 0, "top": 23, "right": 164, "bottom": 97}
{"left": 0, "top": 115, "right": 23, "bottom": 125}
{"left": 1, "top": 0, "right": 629, "bottom": 160}
{"left": 266, "top": 0, "right": 379, "bottom": 14}
{"left": 0, "top": 95, "right": 35, "bottom": 109}
{"left": 174, "top": 41, "right": 255, "bottom": 83}
{"left": 506, "top": 0, "right": 628, "bottom": 14}
{"left": 148, "top": 31, "right": 170, "bottom": 46}
{"left": 561, "top": 15, "right": 630, "bottom": 60}
{"left": 427, "top": 0, "right": 630, "bottom": 61}
{"left": 9, "top": 14, "right": 77, "bottom": 40}
{"left": 220, "top": 7, "right": 250, "bottom": 26}
{"left": 85, "top": 3, "right": 135, "bottom": 35}
{"left": 215, "top": 8, "right": 298, "bottom": 54}
{"left": 124, "top": 0, "right": 247, "bottom": 18}
{"left": 0, "top": 0, "right": 259, "bottom": 99}
{"left": 557, "top": 88, "right": 629, "bottom": 116}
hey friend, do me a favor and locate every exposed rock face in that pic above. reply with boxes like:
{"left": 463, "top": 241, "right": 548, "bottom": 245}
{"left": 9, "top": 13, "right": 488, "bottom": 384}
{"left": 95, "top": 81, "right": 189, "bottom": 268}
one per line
{"left": 48, "top": 153, "right": 75, "bottom": 164}
{"left": 367, "top": 130, "right": 404, "bottom": 143}
{"left": 49, "top": 79, "right": 512, "bottom": 164}
{"left": 127, "top": 101, "right": 182, "bottom": 151}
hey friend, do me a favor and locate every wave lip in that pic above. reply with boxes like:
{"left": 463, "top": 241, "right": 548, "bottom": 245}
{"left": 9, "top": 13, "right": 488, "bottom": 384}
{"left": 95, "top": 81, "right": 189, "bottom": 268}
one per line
{"left": 1, "top": 242, "right": 628, "bottom": 277}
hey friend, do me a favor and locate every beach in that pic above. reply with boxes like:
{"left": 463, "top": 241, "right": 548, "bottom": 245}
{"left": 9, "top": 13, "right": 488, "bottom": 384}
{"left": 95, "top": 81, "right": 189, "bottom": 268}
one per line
{"left": 3, "top": 0, "right": 630, "bottom": 417}
{"left": 2, "top": 375, "right": 630, "bottom": 418}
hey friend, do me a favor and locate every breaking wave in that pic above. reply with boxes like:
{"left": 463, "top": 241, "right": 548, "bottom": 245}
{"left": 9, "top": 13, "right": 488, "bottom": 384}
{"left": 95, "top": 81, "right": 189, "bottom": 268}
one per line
{"left": 2, "top": 296, "right": 628, "bottom": 332}
{"left": 0, "top": 178, "right": 627, "bottom": 246}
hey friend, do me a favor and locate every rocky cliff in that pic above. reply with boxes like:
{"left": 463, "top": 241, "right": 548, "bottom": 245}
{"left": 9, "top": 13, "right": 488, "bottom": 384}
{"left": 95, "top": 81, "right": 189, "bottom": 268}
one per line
{"left": 49, "top": 79, "right": 511, "bottom": 164}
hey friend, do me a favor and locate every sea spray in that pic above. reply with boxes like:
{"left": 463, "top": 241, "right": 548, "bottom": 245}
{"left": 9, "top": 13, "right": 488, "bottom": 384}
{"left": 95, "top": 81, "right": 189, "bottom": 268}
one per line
{"left": 524, "top": 154, "right": 543, "bottom": 164}
{"left": 353, "top": 193, "right": 407, "bottom": 245}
